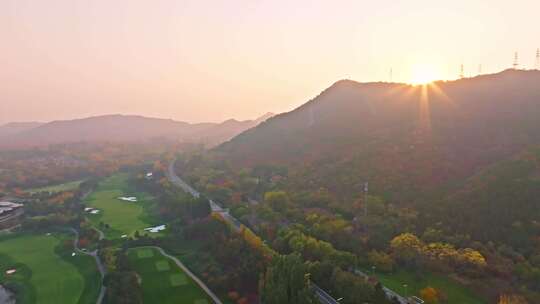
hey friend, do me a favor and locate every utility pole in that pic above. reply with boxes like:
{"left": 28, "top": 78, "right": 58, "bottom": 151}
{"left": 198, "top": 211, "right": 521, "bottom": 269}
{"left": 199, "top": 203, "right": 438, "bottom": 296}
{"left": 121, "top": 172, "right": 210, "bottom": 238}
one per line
{"left": 513, "top": 52, "right": 519, "bottom": 69}
{"left": 363, "top": 182, "right": 369, "bottom": 217}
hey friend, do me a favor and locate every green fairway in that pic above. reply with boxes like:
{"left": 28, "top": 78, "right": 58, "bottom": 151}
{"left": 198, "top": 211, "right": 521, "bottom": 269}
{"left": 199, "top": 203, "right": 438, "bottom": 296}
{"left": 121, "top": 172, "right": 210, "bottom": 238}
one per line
{"left": 0, "top": 234, "right": 100, "bottom": 304}
{"left": 27, "top": 180, "right": 84, "bottom": 194}
{"left": 155, "top": 260, "right": 170, "bottom": 271}
{"left": 372, "top": 269, "right": 486, "bottom": 304}
{"left": 128, "top": 247, "right": 212, "bottom": 304}
{"left": 85, "top": 173, "right": 159, "bottom": 239}
{"left": 137, "top": 248, "right": 154, "bottom": 258}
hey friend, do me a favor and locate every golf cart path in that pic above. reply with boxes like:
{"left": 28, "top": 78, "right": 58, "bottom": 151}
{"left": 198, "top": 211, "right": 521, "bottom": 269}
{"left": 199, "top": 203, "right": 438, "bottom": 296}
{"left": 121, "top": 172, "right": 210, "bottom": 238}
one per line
{"left": 69, "top": 228, "right": 107, "bottom": 304}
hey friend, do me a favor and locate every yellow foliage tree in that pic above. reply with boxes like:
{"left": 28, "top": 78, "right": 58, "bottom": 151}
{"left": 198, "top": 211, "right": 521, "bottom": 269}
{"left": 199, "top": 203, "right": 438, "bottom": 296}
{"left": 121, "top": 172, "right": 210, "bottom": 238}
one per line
{"left": 498, "top": 294, "right": 528, "bottom": 304}
{"left": 420, "top": 286, "right": 439, "bottom": 304}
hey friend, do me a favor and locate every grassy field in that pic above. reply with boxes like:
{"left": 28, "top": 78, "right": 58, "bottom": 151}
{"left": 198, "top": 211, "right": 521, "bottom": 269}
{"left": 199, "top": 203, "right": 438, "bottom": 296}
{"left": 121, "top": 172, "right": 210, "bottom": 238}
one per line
{"left": 128, "top": 247, "right": 211, "bottom": 304}
{"left": 0, "top": 234, "right": 100, "bottom": 304}
{"left": 165, "top": 237, "right": 236, "bottom": 304}
{"left": 84, "top": 173, "right": 160, "bottom": 239}
{"left": 27, "top": 180, "right": 84, "bottom": 194}
{"left": 372, "top": 269, "right": 486, "bottom": 304}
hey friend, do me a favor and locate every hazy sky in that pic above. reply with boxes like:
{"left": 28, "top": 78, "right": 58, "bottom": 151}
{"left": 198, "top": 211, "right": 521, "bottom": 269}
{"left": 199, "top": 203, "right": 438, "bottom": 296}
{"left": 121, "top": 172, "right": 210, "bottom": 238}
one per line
{"left": 1, "top": 0, "right": 539, "bottom": 125}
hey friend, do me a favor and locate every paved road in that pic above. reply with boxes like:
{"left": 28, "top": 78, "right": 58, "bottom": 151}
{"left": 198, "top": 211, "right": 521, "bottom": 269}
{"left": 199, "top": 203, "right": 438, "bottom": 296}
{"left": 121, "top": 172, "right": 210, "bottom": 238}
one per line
{"left": 312, "top": 284, "right": 340, "bottom": 304}
{"left": 69, "top": 228, "right": 107, "bottom": 304}
{"left": 167, "top": 161, "right": 241, "bottom": 231}
{"left": 134, "top": 246, "right": 223, "bottom": 304}
{"left": 167, "top": 160, "right": 342, "bottom": 304}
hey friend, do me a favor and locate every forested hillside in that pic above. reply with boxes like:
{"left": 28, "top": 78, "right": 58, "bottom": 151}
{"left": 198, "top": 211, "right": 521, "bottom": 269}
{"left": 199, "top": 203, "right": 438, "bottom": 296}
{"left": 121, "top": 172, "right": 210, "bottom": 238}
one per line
{"left": 220, "top": 69, "right": 539, "bottom": 197}
{"left": 177, "top": 70, "right": 540, "bottom": 302}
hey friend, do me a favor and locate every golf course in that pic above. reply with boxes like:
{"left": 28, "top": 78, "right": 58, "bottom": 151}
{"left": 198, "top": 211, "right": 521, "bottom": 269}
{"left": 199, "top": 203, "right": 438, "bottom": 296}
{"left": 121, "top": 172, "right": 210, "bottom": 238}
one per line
{"left": 84, "top": 173, "right": 160, "bottom": 239}
{"left": 0, "top": 234, "right": 100, "bottom": 304}
{"left": 128, "top": 247, "right": 211, "bottom": 304}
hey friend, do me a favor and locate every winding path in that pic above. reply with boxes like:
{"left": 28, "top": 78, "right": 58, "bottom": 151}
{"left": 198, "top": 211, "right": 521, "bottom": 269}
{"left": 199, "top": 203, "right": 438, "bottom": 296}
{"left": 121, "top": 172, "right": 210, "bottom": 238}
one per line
{"left": 69, "top": 228, "right": 107, "bottom": 304}
{"left": 132, "top": 246, "right": 223, "bottom": 304}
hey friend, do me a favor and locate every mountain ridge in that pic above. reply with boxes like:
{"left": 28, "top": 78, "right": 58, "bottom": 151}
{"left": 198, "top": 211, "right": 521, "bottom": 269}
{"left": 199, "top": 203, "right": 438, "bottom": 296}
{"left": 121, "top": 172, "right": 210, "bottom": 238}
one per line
{"left": 217, "top": 69, "right": 540, "bottom": 199}
{"left": 0, "top": 113, "right": 274, "bottom": 149}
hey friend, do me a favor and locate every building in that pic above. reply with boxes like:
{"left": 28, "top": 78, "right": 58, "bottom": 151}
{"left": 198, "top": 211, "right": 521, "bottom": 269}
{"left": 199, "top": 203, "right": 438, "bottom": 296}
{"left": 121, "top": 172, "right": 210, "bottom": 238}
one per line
{"left": 0, "top": 202, "right": 24, "bottom": 229}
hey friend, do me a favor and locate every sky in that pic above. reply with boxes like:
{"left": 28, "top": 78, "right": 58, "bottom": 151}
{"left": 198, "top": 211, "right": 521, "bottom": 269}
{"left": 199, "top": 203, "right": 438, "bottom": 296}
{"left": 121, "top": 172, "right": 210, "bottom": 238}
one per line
{"left": 1, "top": 0, "right": 539, "bottom": 125}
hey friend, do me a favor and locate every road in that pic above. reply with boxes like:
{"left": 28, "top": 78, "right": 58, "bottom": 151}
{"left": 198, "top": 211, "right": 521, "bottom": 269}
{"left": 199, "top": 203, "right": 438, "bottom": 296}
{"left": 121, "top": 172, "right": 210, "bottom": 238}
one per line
{"left": 132, "top": 246, "right": 223, "bottom": 304}
{"left": 312, "top": 284, "right": 341, "bottom": 304}
{"left": 167, "top": 160, "right": 343, "bottom": 304}
{"left": 69, "top": 228, "right": 107, "bottom": 304}
{"left": 167, "top": 161, "right": 242, "bottom": 231}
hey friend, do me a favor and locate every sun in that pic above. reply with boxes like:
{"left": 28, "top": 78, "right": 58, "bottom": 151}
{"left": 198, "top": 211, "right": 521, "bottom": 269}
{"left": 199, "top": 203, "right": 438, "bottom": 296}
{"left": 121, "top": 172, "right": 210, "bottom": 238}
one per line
{"left": 409, "top": 64, "right": 440, "bottom": 85}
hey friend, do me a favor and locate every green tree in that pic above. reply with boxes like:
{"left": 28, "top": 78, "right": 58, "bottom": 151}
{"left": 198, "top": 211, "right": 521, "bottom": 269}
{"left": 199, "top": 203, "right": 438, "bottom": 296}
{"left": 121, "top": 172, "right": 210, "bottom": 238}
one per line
{"left": 260, "top": 254, "right": 316, "bottom": 304}
{"left": 264, "top": 191, "right": 291, "bottom": 211}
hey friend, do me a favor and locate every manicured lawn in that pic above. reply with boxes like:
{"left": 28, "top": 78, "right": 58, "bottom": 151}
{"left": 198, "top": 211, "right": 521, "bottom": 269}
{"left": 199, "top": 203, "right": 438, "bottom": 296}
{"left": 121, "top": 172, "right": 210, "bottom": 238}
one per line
{"left": 372, "top": 269, "right": 486, "bottom": 304}
{"left": 128, "top": 247, "right": 211, "bottom": 304}
{"left": 0, "top": 234, "right": 100, "bottom": 304}
{"left": 27, "top": 180, "right": 84, "bottom": 194}
{"left": 84, "top": 173, "right": 160, "bottom": 239}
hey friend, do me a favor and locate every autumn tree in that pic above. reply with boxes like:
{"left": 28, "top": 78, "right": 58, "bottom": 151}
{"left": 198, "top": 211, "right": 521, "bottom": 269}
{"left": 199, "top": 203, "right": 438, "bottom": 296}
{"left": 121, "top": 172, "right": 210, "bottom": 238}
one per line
{"left": 420, "top": 287, "right": 439, "bottom": 304}
{"left": 498, "top": 294, "right": 528, "bottom": 304}
{"left": 390, "top": 233, "right": 424, "bottom": 265}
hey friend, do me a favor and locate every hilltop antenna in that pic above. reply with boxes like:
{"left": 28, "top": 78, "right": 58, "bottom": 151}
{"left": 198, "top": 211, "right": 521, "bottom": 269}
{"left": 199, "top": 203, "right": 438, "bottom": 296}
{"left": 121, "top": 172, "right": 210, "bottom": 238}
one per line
{"left": 460, "top": 64, "right": 464, "bottom": 78}
{"left": 535, "top": 49, "right": 540, "bottom": 70}
{"left": 513, "top": 52, "right": 519, "bottom": 69}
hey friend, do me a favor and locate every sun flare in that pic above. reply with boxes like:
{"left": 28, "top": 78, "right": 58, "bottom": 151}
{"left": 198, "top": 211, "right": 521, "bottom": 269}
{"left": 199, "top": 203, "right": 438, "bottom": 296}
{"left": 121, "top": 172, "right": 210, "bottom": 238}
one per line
{"left": 409, "top": 64, "right": 440, "bottom": 85}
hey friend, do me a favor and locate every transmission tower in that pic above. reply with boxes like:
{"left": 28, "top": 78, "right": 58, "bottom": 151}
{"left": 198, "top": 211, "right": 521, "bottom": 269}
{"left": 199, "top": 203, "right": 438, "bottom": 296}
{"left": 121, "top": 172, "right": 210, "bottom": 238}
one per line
{"left": 478, "top": 64, "right": 482, "bottom": 75}
{"left": 390, "top": 68, "right": 393, "bottom": 82}
{"left": 534, "top": 49, "right": 540, "bottom": 70}
{"left": 513, "top": 52, "right": 519, "bottom": 69}
{"left": 460, "top": 64, "right": 464, "bottom": 78}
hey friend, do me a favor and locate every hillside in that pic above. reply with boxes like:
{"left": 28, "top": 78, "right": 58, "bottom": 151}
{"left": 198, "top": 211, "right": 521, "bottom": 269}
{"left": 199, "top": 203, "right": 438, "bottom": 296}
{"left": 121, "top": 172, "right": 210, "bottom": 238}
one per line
{"left": 443, "top": 146, "right": 540, "bottom": 250}
{"left": 0, "top": 122, "right": 44, "bottom": 138}
{"left": 0, "top": 114, "right": 272, "bottom": 149}
{"left": 218, "top": 70, "right": 540, "bottom": 200}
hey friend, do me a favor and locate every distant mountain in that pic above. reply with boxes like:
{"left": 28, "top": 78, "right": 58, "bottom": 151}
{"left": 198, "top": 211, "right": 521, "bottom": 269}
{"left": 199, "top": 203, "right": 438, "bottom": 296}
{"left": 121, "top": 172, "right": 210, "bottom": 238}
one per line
{"left": 0, "top": 113, "right": 272, "bottom": 149}
{"left": 192, "top": 112, "right": 274, "bottom": 147}
{"left": 0, "top": 122, "right": 44, "bottom": 138}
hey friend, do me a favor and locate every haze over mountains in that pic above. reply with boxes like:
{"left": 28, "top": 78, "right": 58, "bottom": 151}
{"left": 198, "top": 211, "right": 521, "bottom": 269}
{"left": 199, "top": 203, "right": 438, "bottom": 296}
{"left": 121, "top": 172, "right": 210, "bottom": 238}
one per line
{"left": 220, "top": 69, "right": 540, "bottom": 192}
{"left": 0, "top": 113, "right": 274, "bottom": 149}
{"left": 214, "top": 69, "right": 540, "bottom": 246}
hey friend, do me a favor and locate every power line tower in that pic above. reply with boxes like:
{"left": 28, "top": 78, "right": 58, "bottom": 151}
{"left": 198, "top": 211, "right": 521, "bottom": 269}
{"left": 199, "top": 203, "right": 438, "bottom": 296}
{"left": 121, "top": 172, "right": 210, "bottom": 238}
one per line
{"left": 513, "top": 52, "right": 519, "bottom": 69}
{"left": 460, "top": 64, "right": 464, "bottom": 78}
{"left": 534, "top": 49, "right": 540, "bottom": 70}
{"left": 389, "top": 68, "right": 393, "bottom": 82}
{"left": 478, "top": 64, "right": 482, "bottom": 75}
